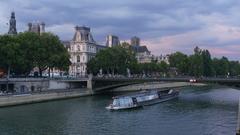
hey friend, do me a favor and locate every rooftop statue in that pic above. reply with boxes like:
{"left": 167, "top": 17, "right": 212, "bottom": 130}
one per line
{"left": 8, "top": 12, "right": 17, "bottom": 35}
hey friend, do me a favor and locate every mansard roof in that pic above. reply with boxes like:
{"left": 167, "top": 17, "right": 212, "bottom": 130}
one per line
{"left": 130, "top": 45, "right": 150, "bottom": 53}
{"left": 72, "top": 26, "right": 95, "bottom": 43}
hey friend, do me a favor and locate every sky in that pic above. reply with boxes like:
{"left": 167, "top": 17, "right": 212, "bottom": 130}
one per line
{"left": 0, "top": 0, "right": 240, "bottom": 60}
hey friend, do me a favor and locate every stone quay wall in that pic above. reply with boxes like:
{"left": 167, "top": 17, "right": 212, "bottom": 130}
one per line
{"left": 0, "top": 90, "right": 91, "bottom": 107}
{"left": 0, "top": 78, "right": 81, "bottom": 93}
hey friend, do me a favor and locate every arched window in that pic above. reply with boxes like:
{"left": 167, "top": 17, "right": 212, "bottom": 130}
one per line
{"left": 77, "top": 55, "right": 80, "bottom": 62}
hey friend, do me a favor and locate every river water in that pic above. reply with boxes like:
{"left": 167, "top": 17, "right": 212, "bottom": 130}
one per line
{"left": 0, "top": 86, "right": 239, "bottom": 135}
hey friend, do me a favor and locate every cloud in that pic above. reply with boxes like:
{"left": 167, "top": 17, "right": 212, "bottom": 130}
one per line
{"left": 47, "top": 23, "right": 75, "bottom": 40}
{"left": 144, "top": 23, "right": 240, "bottom": 60}
{"left": 0, "top": 0, "right": 240, "bottom": 60}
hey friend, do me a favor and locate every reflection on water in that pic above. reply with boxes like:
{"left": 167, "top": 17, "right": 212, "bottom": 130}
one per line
{"left": 0, "top": 86, "right": 239, "bottom": 135}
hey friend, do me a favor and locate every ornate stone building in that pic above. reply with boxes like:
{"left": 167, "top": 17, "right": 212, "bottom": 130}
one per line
{"left": 8, "top": 12, "right": 17, "bottom": 35}
{"left": 68, "top": 26, "right": 106, "bottom": 77}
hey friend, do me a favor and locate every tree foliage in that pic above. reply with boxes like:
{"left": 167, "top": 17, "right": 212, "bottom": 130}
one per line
{"left": 87, "top": 46, "right": 137, "bottom": 75}
{"left": 0, "top": 32, "right": 70, "bottom": 77}
{"left": 87, "top": 44, "right": 170, "bottom": 76}
{"left": 169, "top": 52, "right": 189, "bottom": 75}
{"left": 169, "top": 46, "right": 240, "bottom": 77}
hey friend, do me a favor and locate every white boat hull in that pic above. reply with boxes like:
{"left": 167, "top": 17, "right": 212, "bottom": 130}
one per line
{"left": 106, "top": 104, "right": 140, "bottom": 110}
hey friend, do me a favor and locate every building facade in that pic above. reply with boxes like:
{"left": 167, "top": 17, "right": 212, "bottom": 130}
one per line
{"left": 155, "top": 55, "right": 170, "bottom": 64}
{"left": 106, "top": 35, "right": 120, "bottom": 47}
{"left": 68, "top": 26, "right": 106, "bottom": 77}
{"left": 130, "top": 36, "right": 151, "bottom": 63}
{"left": 129, "top": 36, "right": 169, "bottom": 64}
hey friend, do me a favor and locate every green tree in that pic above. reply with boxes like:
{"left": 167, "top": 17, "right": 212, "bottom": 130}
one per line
{"left": 87, "top": 58, "right": 99, "bottom": 75}
{"left": 0, "top": 32, "right": 71, "bottom": 77}
{"left": 0, "top": 35, "right": 20, "bottom": 78}
{"left": 121, "top": 42, "right": 131, "bottom": 50}
{"left": 157, "top": 61, "right": 169, "bottom": 76}
{"left": 202, "top": 49, "right": 213, "bottom": 76}
{"left": 188, "top": 53, "right": 204, "bottom": 77}
{"left": 40, "top": 33, "right": 70, "bottom": 76}
{"left": 229, "top": 61, "right": 240, "bottom": 76}
{"left": 169, "top": 52, "right": 189, "bottom": 75}
{"left": 87, "top": 46, "right": 137, "bottom": 75}
{"left": 219, "top": 57, "right": 229, "bottom": 76}
{"left": 17, "top": 32, "right": 40, "bottom": 75}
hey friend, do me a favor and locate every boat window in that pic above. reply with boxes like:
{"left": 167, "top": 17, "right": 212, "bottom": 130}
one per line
{"left": 113, "top": 99, "right": 120, "bottom": 106}
{"left": 136, "top": 94, "right": 158, "bottom": 102}
{"left": 113, "top": 97, "right": 133, "bottom": 107}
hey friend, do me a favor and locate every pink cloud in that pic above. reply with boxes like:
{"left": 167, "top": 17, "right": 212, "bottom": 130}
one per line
{"left": 140, "top": 24, "right": 240, "bottom": 60}
{"left": 141, "top": 30, "right": 204, "bottom": 55}
{"left": 205, "top": 45, "right": 240, "bottom": 59}
{"left": 208, "top": 48, "right": 238, "bottom": 55}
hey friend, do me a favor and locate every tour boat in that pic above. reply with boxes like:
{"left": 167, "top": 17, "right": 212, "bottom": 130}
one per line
{"left": 106, "top": 89, "right": 179, "bottom": 110}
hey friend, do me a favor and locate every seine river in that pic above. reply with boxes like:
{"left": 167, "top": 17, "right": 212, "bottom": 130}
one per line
{"left": 0, "top": 86, "right": 239, "bottom": 135}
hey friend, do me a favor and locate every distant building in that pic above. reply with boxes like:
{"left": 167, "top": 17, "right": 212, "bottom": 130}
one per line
{"left": 28, "top": 22, "right": 45, "bottom": 35}
{"left": 155, "top": 55, "right": 170, "bottom": 64}
{"left": 136, "top": 52, "right": 169, "bottom": 64}
{"left": 129, "top": 36, "right": 152, "bottom": 63}
{"left": 131, "top": 36, "right": 140, "bottom": 46}
{"left": 68, "top": 26, "right": 106, "bottom": 76}
{"left": 131, "top": 45, "right": 150, "bottom": 54}
{"left": 131, "top": 45, "right": 152, "bottom": 63}
{"left": 129, "top": 36, "right": 169, "bottom": 64}
{"left": 8, "top": 12, "right": 17, "bottom": 35}
{"left": 106, "top": 35, "right": 120, "bottom": 47}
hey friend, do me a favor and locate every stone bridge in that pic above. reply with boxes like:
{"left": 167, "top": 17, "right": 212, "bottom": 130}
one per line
{"left": 0, "top": 77, "right": 240, "bottom": 94}
{"left": 58, "top": 77, "right": 240, "bottom": 93}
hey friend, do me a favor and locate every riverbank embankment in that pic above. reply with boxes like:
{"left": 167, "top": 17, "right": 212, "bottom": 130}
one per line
{"left": 0, "top": 89, "right": 91, "bottom": 107}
